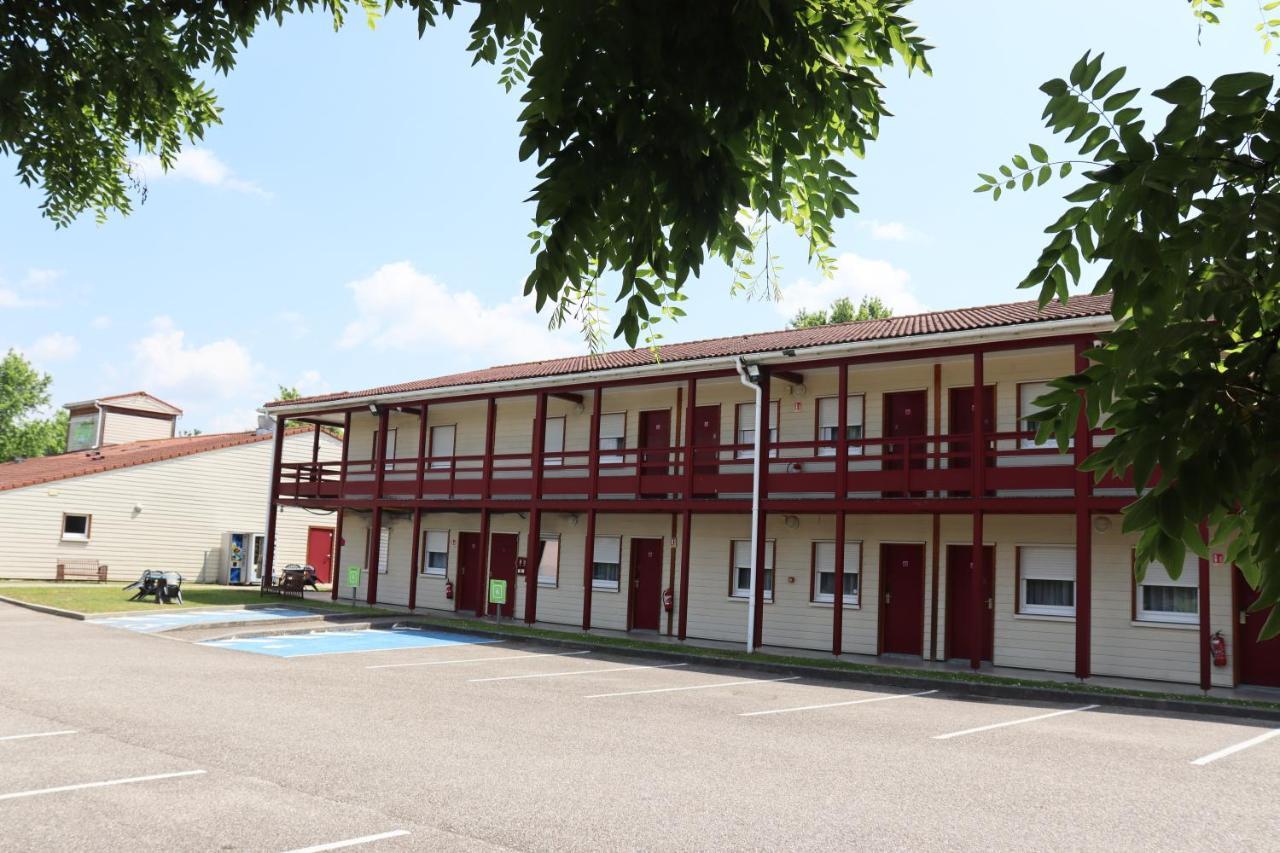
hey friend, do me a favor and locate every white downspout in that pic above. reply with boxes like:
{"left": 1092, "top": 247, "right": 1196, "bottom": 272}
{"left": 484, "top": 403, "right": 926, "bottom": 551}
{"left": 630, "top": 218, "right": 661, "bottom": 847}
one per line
{"left": 735, "top": 357, "right": 763, "bottom": 654}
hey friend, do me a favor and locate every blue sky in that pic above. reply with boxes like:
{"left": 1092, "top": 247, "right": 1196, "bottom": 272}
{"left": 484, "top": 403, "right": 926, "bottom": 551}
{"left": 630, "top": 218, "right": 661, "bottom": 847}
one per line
{"left": 0, "top": 1, "right": 1271, "bottom": 432}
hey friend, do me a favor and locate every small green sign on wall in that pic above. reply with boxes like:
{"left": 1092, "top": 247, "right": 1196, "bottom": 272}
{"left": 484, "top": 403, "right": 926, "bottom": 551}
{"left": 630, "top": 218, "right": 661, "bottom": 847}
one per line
{"left": 488, "top": 579, "right": 508, "bottom": 605}
{"left": 347, "top": 565, "right": 361, "bottom": 589}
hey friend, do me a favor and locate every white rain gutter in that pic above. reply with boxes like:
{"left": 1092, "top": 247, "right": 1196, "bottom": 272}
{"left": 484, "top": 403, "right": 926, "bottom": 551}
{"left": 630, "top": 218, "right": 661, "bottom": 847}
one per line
{"left": 263, "top": 314, "right": 1114, "bottom": 418}
{"left": 735, "top": 356, "right": 764, "bottom": 654}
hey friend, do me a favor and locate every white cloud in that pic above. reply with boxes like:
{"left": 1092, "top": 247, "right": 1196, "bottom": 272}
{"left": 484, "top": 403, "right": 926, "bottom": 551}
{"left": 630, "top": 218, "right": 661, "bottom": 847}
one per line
{"left": 91, "top": 315, "right": 112, "bottom": 330}
{"left": 131, "top": 317, "right": 258, "bottom": 400}
{"left": 29, "top": 333, "right": 79, "bottom": 362}
{"left": 131, "top": 148, "right": 270, "bottom": 198}
{"left": 338, "top": 262, "right": 580, "bottom": 363}
{"left": 207, "top": 408, "right": 264, "bottom": 434}
{"left": 856, "top": 219, "right": 915, "bottom": 242}
{"left": 0, "top": 268, "right": 62, "bottom": 308}
{"left": 777, "top": 253, "right": 928, "bottom": 319}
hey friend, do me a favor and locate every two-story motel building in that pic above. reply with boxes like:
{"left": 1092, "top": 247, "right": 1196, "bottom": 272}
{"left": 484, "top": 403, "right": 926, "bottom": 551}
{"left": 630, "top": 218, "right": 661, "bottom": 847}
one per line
{"left": 261, "top": 294, "right": 1279, "bottom": 693}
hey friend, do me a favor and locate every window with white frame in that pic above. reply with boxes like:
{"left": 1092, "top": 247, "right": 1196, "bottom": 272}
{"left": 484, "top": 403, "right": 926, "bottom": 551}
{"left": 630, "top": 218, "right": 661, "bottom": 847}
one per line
{"left": 543, "top": 416, "right": 566, "bottom": 467}
{"left": 66, "top": 413, "right": 98, "bottom": 451}
{"left": 816, "top": 396, "right": 865, "bottom": 456}
{"left": 813, "top": 541, "right": 861, "bottom": 605}
{"left": 421, "top": 530, "right": 449, "bottom": 576}
{"left": 61, "top": 513, "right": 91, "bottom": 541}
{"left": 1018, "top": 545, "right": 1075, "bottom": 616}
{"left": 599, "top": 413, "right": 625, "bottom": 464}
{"left": 383, "top": 427, "right": 398, "bottom": 470}
{"left": 538, "top": 534, "right": 560, "bottom": 586}
{"left": 730, "top": 539, "right": 775, "bottom": 600}
{"left": 1018, "top": 381, "right": 1059, "bottom": 450}
{"left": 1136, "top": 552, "right": 1199, "bottom": 624}
{"left": 735, "top": 401, "right": 778, "bottom": 459}
{"left": 376, "top": 526, "right": 390, "bottom": 574}
{"left": 429, "top": 424, "right": 455, "bottom": 470}
{"left": 592, "top": 535, "right": 622, "bottom": 590}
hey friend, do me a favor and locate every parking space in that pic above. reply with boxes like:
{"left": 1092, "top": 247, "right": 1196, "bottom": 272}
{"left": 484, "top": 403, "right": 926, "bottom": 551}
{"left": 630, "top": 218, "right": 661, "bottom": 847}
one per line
{"left": 91, "top": 606, "right": 318, "bottom": 633}
{"left": 3, "top": 601, "right": 1279, "bottom": 850}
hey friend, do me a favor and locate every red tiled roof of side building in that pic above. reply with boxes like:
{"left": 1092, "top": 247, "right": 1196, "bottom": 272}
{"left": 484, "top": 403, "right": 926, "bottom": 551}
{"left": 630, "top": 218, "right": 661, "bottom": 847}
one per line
{"left": 0, "top": 427, "right": 314, "bottom": 493}
{"left": 268, "top": 293, "right": 1115, "bottom": 410}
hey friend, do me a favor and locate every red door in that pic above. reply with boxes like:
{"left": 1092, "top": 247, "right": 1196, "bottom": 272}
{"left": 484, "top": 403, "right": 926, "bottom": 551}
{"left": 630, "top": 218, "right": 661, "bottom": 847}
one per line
{"left": 946, "top": 544, "right": 995, "bottom": 662}
{"left": 1236, "top": 570, "right": 1280, "bottom": 687}
{"left": 305, "top": 527, "right": 334, "bottom": 583}
{"left": 692, "top": 404, "right": 721, "bottom": 497}
{"left": 457, "top": 532, "right": 483, "bottom": 614}
{"left": 629, "top": 538, "right": 664, "bottom": 631}
{"left": 880, "top": 543, "right": 925, "bottom": 656}
{"left": 639, "top": 410, "right": 671, "bottom": 475}
{"left": 487, "top": 532, "right": 519, "bottom": 618}
{"left": 946, "top": 385, "right": 995, "bottom": 496}
{"left": 882, "top": 390, "right": 928, "bottom": 496}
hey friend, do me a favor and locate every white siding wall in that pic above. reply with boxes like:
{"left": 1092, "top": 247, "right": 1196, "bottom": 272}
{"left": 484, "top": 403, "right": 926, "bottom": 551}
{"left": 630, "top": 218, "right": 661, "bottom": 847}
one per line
{"left": 101, "top": 411, "right": 175, "bottom": 445}
{"left": 0, "top": 432, "right": 335, "bottom": 583}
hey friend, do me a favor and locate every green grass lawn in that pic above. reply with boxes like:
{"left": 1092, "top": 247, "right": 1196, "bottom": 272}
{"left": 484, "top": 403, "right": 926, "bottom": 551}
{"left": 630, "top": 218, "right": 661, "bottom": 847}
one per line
{"left": 0, "top": 581, "right": 393, "bottom": 616}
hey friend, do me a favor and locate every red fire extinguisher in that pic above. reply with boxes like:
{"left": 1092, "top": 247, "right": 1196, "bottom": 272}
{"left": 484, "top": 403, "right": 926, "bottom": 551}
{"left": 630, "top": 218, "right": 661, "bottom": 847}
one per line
{"left": 662, "top": 587, "right": 674, "bottom": 613}
{"left": 1210, "top": 631, "right": 1227, "bottom": 667}
{"left": 444, "top": 579, "right": 454, "bottom": 601}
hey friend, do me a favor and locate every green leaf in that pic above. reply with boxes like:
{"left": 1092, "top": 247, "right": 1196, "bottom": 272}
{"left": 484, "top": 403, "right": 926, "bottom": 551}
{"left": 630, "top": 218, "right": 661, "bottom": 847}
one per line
{"left": 1151, "top": 76, "right": 1203, "bottom": 105}
{"left": 1091, "top": 66, "right": 1126, "bottom": 99}
{"left": 1029, "top": 143, "right": 1049, "bottom": 163}
{"left": 1209, "top": 71, "right": 1272, "bottom": 97}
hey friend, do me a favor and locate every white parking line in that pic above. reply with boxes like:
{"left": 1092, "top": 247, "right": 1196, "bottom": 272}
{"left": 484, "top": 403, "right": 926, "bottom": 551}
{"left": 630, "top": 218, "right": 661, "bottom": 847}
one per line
{"left": 739, "top": 689, "right": 938, "bottom": 717}
{"left": 0, "top": 729, "right": 77, "bottom": 742}
{"left": 932, "top": 704, "right": 1099, "bottom": 740}
{"left": 280, "top": 829, "right": 411, "bottom": 853}
{"left": 470, "top": 662, "right": 687, "bottom": 683}
{"left": 367, "top": 650, "right": 588, "bottom": 670}
{"left": 587, "top": 675, "right": 800, "bottom": 699}
{"left": 0, "top": 769, "right": 206, "bottom": 801}
{"left": 1191, "top": 728, "right": 1280, "bottom": 766}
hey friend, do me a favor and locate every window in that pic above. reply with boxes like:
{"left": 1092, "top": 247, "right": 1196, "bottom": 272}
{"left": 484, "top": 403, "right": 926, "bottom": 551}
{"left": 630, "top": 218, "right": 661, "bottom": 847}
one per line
{"left": 730, "top": 539, "right": 775, "bottom": 600}
{"left": 599, "top": 413, "right": 626, "bottom": 464}
{"left": 421, "top": 530, "right": 449, "bottom": 576}
{"left": 813, "top": 541, "right": 861, "bottom": 605}
{"left": 67, "top": 413, "right": 98, "bottom": 451}
{"left": 538, "top": 534, "right": 560, "bottom": 587}
{"left": 816, "top": 396, "right": 865, "bottom": 456}
{"left": 382, "top": 427, "right": 398, "bottom": 470}
{"left": 61, "top": 513, "right": 91, "bottom": 541}
{"left": 1136, "top": 552, "right": 1199, "bottom": 624}
{"left": 543, "top": 416, "right": 566, "bottom": 467}
{"left": 1018, "top": 381, "right": 1058, "bottom": 450}
{"left": 1017, "top": 545, "right": 1075, "bottom": 616}
{"left": 735, "top": 401, "right": 779, "bottom": 459}
{"left": 376, "top": 526, "right": 390, "bottom": 574}
{"left": 429, "top": 425, "right": 456, "bottom": 470}
{"left": 592, "top": 535, "right": 622, "bottom": 590}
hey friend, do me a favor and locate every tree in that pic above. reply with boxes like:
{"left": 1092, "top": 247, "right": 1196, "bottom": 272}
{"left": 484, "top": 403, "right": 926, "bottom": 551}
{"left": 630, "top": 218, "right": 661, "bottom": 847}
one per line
{"left": 0, "top": 350, "right": 68, "bottom": 462}
{"left": 977, "top": 50, "right": 1280, "bottom": 636}
{"left": 789, "top": 295, "right": 893, "bottom": 328}
{"left": 0, "top": 1, "right": 930, "bottom": 347}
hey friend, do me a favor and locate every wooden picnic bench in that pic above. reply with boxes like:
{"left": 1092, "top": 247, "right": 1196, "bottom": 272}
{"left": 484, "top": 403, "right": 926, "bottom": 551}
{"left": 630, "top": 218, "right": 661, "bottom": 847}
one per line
{"left": 56, "top": 559, "right": 108, "bottom": 582}
{"left": 260, "top": 568, "right": 306, "bottom": 599}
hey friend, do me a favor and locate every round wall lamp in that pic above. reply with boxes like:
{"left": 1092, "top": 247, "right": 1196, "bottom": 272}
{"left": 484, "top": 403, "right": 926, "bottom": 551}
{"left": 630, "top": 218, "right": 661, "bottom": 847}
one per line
{"left": 1093, "top": 516, "right": 1112, "bottom": 533}
{"left": 784, "top": 515, "right": 800, "bottom": 529}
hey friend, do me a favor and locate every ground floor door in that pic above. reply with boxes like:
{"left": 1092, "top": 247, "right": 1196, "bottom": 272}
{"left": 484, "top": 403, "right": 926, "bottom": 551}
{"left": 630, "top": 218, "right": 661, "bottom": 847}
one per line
{"left": 880, "top": 543, "right": 925, "bottom": 656}
{"left": 629, "top": 537, "right": 664, "bottom": 631}
{"left": 1236, "top": 569, "right": 1280, "bottom": 687}
{"left": 946, "top": 544, "right": 995, "bottom": 662}
{"left": 487, "top": 532, "right": 519, "bottom": 618}
{"left": 457, "top": 532, "right": 483, "bottom": 613}
{"left": 305, "top": 527, "right": 334, "bottom": 583}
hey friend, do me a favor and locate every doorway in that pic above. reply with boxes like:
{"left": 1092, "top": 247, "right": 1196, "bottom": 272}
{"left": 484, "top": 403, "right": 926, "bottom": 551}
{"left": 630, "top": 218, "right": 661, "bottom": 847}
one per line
{"left": 639, "top": 410, "right": 672, "bottom": 475}
{"left": 1235, "top": 569, "right": 1280, "bottom": 687}
{"left": 946, "top": 544, "right": 995, "bottom": 662}
{"left": 882, "top": 390, "right": 928, "bottom": 496}
{"left": 691, "top": 404, "right": 721, "bottom": 496}
{"left": 946, "top": 385, "right": 995, "bottom": 496}
{"left": 487, "top": 532, "right": 519, "bottom": 618}
{"left": 880, "top": 543, "right": 925, "bottom": 656}
{"left": 629, "top": 537, "right": 664, "bottom": 631}
{"left": 305, "top": 527, "right": 334, "bottom": 584}
{"left": 457, "top": 532, "right": 483, "bottom": 614}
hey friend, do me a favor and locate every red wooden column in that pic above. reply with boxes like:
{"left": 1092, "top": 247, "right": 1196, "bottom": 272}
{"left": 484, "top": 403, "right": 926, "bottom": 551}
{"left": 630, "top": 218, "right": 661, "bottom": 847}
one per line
{"left": 482, "top": 398, "right": 497, "bottom": 499}
{"left": 261, "top": 420, "right": 287, "bottom": 588}
{"left": 415, "top": 403, "right": 429, "bottom": 500}
{"left": 367, "top": 406, "right": 390, "bottom": 605}
{"left": 751, "top": 370, "right": 772, "bottom": 650}
{"left": 331, "top": 411, "right": 352, "bottom": 600}
{"left": 408, "top": 508, "right": 422, "bottom": 610}
{"left": 582, "top": 386, "right": 602, "bottom": 630}
{"left": 475, "top": 508, "right": 490, "bottom": 617}
{"left": 678, "top": 509, "right": 692, "bottom": 640}
{"left": 683, "top": 377, "right": 696, "bottom": 499}
{"left": 1198, "top": 521, "right": 1212, "bottom": 691}
{"left": 524, "top": 391, "right": 548, "bottom": 624}
{"left": 833, "top": 510, "right": 846, "bottom": 656}
{"left": 311, "top": 422, "right": 321, "bottom": 469}
{"left": 1073, "top": 338, "right": 1092, "bottom": 679}
{"left": 969, "top": 348, "right": 986, "bottom": 670}
{"left": 582, "top": 509, "right": 597, "bottom": 630}
{"left": 331, "top": 508, "right": 346, "bottom": 598}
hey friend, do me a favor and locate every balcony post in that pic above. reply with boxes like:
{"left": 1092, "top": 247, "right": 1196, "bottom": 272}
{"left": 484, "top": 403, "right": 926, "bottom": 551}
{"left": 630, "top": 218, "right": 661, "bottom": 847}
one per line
{"left": 1198, "top": 520, "right": 1211, "bottom": 691}
{"left": 482, "top": 398, "right": 497, "bottom": 500}
{"left": 331, "top": 508, "right": 346, "bottom": 599}
{"left": 331, "top": 410, "right": 352, "bottom": 601}
{"left": 678, "top": 509, "right": 692, "bottom": 640}
{"left": 683, "top": 378, "right": 696, "bottom": 500}
{"left": 366, "top": 506, "right": 383, "bottom": 604}
{"left": 588, "top": 385, "right": 602, "bottom": 500}
{"left": 367, "top": 406, "right": 390, "bottom": 605}
{"left": 582, "top": 509, "right": 596, "bottom": 630}
{"left": 416, "top": 403, "right": 428, "bottom": 500}
{"left": 475, "top": 508, "right": 490, "bottom": 617}
{"left": 524, "top": 391, "right": 548, "bottom": 624}
{"left": 261, "top": 418, "right": 286, "bottom": 589}
{"left": 408, "top": 508, "right": 422, "bottom": 610}
{"left": 833, "top": 509, "right": 846, "bottom": 656}
{"left": 1074, "top": 338, "right": 1092, "bottom": 679}
{"left": 751, "top": 370, "right": 771, "bottom": 651}
{"left": 373, "top": 406, "right": 390, "bottom": 501}
{"left": 969, "top": 349, "right": 985, "bottom": 670}
{"left": 311, "top": 422, "right": 320, "bottom": 470}
{"left": 837, "top": 363, "right": 849, "bottom": 501}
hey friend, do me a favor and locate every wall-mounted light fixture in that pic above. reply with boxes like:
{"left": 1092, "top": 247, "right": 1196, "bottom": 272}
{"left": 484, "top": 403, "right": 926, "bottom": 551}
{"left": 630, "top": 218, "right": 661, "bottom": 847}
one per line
{"left": 784, "top": 515, "right": 800, "bottom": 529}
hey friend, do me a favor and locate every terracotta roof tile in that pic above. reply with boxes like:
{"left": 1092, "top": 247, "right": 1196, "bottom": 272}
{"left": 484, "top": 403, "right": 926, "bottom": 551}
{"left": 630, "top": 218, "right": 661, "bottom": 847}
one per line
{"left": 0, "top": 427, "right": 312, "bottom": 493}
{"left": 269, "top": 293, "right": 1114, "bottom": 409}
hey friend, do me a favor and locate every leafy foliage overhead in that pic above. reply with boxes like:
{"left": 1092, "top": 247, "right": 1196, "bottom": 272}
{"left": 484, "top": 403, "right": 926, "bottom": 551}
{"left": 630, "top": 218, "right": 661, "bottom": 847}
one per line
{"left": 979, "top": 52, "right": 1280, "bottom": 637}
{"left": 0, "top": 350, "right": 68, "bottom": 462}
{"left": 0, "top": 1, "right": 930, "bottom": 347}
{"left": 789, "top": 295, "right": 893, "bottom": 328}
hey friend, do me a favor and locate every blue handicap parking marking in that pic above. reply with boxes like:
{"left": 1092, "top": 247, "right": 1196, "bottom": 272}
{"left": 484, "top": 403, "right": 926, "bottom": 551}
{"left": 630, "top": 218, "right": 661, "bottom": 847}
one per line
{"left": 200, "top": 627, "right": 500, "bottom": 658}
{"left": 91, "top": 607, "right": 317, "bottom": 634}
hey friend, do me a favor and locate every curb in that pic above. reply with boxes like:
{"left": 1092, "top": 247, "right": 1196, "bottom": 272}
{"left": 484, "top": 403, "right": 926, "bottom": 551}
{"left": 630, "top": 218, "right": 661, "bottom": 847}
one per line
{"left": 0, "top": 595, "right": 88, "bottom": 621}
{"left": 393, "top": 617, "right": 1280, "bottom": 724}
{"left": 192, "top": 617, "right": 406, "bottom": 642}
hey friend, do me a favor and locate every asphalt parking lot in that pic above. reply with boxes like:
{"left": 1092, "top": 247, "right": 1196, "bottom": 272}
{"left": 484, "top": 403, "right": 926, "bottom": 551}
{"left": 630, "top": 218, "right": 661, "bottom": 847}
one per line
{"left": 2, "top": 602, "right": 1278, "bottom": 852}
